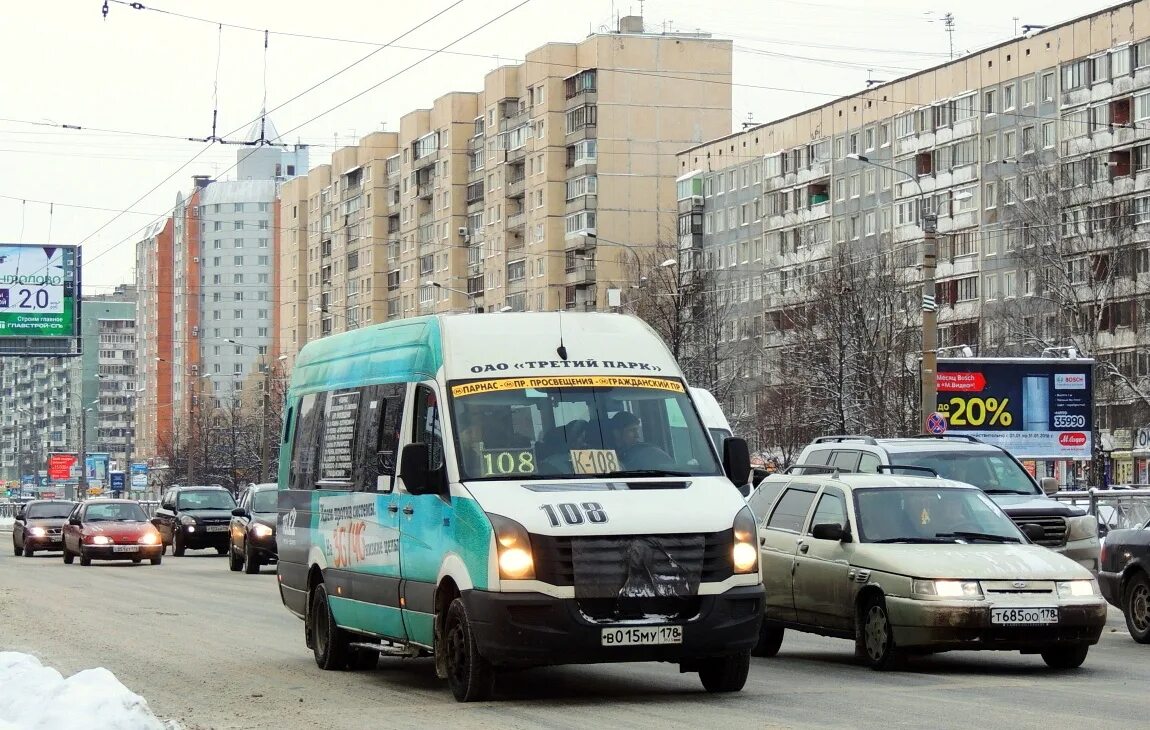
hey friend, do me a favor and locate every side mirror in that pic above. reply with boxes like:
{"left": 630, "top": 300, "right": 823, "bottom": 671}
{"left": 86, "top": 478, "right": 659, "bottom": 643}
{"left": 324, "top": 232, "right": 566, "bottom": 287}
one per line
{"left": 231, "top": 507, "right": 247, "bottom": 518}
{"left": 736, "top": 482, "right": 751, "bottom": 498}
{"left": 1020, "top": 523, "right": 1045, "bottom": 542}
{"left": 68, "top": 516, "right": 82, "bottom": 526}
{"left": 1039, "top": 477, "right": 1058, "bottom": 496}
{"left": 722, "top": 437, "right": 751, "bottom": 488}
{"left": 811, "top": 522, "right": 846, "bottom": 541}
{"left": 400, "top": 443, "right": 446, "bottom": 496}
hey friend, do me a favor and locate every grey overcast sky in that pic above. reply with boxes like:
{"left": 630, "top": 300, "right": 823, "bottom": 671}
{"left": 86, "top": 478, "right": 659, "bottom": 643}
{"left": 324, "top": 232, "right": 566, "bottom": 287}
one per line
{"left": 0, "top": 0, "right": 1116, "bottom": 293}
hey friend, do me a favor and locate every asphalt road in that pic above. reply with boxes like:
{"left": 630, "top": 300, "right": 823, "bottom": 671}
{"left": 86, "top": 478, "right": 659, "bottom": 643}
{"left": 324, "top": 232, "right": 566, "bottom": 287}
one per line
{"left": 0, "top": 543, "right": 1146, "bottom": 730}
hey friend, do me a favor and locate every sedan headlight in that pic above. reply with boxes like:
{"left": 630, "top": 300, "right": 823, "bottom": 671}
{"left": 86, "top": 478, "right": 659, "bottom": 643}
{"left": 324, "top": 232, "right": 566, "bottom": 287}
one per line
{"left": 251, "top": 524, "right": 274, "bottom": 539}
{"left": 912, "top": 579, "right": 984, "bottom": 599}
{"left": 138, "top": 532, "right": 160, "bottom": 545}
{"left": 1057, "top": 580, "right": 1099, "bottom": 598}
{"left": 487, "top": 513, "right": 535, "bottom": 580}
{"left": 26, "top": 527, "right": 47, "bottom": 537}
{"left": 732, "top": 506, "right": 759, "bottom": 574}
{"left": 89, "top": 535, "right": 112, "bottom": 545}
{"left": 179, "top": 515, "right": 197, "bottom": 526}
{"left": 1065, "top": 515, "right": 1099, "bottom": 542}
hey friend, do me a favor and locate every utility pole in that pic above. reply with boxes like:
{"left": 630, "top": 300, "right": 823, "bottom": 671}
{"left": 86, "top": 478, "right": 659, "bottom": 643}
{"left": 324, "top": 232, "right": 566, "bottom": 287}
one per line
{"left": 921, "top": 211, "right": 940, "bottom": 432}
{"left": 259, "top": 377, "right": 269, "bottom": 483}
{"left": 943, "top": 13, "right": 956, "bottom": 60}
{"left": 78, "top": 406, "right": 88, "bottom": 501}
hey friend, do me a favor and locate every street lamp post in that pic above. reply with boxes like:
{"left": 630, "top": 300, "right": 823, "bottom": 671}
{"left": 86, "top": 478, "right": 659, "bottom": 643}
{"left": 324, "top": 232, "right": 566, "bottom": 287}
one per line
{"left": 847, "top": 153, "right": 939, "bottom": 433}
{"left": 425, "top": 281, "right": 482, "bottom": 313}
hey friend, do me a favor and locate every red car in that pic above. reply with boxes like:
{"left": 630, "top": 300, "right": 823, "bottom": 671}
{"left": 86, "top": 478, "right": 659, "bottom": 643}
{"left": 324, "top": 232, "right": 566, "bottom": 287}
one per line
{"left": 62, "top": 499, "right": 163, "bottom": 566}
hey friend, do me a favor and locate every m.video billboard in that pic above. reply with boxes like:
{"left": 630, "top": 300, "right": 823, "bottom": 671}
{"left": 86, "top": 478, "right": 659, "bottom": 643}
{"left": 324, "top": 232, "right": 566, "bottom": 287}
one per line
{"left": 937, "top": 357, "right": 1093, "bottom": 459}
{"left": 0, "top": 244, "right": 80, "bottom": 356}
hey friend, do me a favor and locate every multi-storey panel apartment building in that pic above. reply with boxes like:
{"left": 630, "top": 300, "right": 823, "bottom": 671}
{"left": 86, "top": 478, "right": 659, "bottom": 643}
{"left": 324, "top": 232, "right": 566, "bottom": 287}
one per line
{"left": 277, "top": 15, "right": 733, "bottom": 363}
{"left": 136, "top": 123, "right": 307, "bottom": 472}
{"left": 678, "top": 0, "right": 1150, "bottom": 483}
{"left": 0, "top": 286, "right": 136, "bottom": 495}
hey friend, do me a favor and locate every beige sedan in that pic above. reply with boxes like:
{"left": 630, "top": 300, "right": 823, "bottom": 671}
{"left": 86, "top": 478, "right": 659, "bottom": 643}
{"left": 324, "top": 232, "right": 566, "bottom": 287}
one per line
{"left": 747, "top": 472, "right": 1107, "bottom": 669}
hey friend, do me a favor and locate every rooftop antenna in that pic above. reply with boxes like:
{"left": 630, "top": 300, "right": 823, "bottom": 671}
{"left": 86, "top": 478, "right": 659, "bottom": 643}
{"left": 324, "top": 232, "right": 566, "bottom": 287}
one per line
{"left": 865, "top": 69, "right": 887, "bottom": 87}
{"left": 943, "top": 12, "right": 955, "bottom": 59}
{"left": 740, "top": 112, "right": 755, "bottom": 130}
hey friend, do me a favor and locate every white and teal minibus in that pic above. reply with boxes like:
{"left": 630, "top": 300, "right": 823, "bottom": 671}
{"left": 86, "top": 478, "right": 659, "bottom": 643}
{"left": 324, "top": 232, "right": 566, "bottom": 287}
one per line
{"left": 277, "top": 312, "right": 763, "bottom": 701}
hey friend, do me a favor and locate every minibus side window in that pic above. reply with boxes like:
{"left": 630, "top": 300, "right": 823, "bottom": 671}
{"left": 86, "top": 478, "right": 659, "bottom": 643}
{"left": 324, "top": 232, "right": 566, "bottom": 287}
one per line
{"left": 290, "top": 392, "right": 326, "bottom": 490}
{"left": 413, "top": 384, "right": 447, "bottom": 490}
{"left": 353, "top": 384, "right": 405, "bottom": 491}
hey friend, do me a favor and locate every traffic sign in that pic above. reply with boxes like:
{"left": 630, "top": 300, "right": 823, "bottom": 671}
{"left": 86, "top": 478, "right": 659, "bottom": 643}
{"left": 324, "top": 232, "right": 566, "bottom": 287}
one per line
{"left": 926, "top": 411, "right": 948, "bottom": 435}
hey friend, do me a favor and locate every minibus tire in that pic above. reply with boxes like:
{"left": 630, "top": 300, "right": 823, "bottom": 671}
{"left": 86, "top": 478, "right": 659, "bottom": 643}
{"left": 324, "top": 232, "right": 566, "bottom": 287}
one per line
{"left": 443, "top": 598, "right": 494, "bottom": 702}
{"left": 698, "top": 650, "right": 751, "bottom": 693}
{"left": 310, "top": 584, "right": 351, "bottom": 670}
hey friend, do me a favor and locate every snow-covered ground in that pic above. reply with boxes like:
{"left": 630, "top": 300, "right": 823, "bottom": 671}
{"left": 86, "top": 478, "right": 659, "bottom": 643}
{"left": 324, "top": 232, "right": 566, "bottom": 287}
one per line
{"left": 0, "top": 653, "right": 178, "bottom": 730}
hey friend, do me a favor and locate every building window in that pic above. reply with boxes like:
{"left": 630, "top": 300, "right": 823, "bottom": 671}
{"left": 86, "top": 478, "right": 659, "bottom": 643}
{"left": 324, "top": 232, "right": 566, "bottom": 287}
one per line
{"left": 565, "top": 104, "right": 597, "bottom": 134}
{"left": 564, "top": 69, "right": 596, "bottom": 98}
{"left": 1041, "top": 72, "right": 1055, "bottom": 101}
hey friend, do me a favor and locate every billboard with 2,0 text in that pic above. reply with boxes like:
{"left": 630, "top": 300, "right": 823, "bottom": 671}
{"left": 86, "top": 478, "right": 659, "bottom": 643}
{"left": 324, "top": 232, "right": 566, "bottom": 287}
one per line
{"left": 0, "top": 244, "right": 81, "bottom": 357}
{"left": 936, "top": 357, "right": 1093, "bottom": 459}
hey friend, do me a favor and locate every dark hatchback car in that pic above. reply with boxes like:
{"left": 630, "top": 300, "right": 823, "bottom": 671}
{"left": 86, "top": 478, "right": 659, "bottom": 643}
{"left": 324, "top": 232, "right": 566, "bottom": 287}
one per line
{"left": 12, "top": 500, "right": 76, "bottom": 556}
{"left": 152, "top": 486, "right": 237, "bottom": 556}
{"left": 1098, "top": 517, "right": 1150, "bottom": 643}
{"left": 229, "top": 483, "right": 278, "bottom": 574}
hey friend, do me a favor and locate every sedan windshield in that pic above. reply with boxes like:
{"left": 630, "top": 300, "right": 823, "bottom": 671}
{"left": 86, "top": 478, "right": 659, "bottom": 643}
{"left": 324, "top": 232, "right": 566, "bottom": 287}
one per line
{"left": 884, "top": 450, "right": 1038, "bottom": 495}
{"left": 85, "top": 503, "right": 149, "bottom": 522}
{"left": 177, "top": 490, "right": 237, "bottom": 510}
{"left": 252, "top": 490, "right": 278, "bottom": 513}
{"left": 26, "top": 502, "right": 75, "bottom": 519}
{"left": 449, "top": 376, "right": 721, "bottom": 480}
{"left": 854, "top": 487, "right": 1023, "bottom": 544}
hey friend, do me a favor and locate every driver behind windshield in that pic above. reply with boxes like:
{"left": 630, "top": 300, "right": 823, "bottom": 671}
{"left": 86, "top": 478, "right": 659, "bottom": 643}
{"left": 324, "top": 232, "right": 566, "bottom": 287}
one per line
{"left": 608, "top": 411, "right": 673, "bottom": 470}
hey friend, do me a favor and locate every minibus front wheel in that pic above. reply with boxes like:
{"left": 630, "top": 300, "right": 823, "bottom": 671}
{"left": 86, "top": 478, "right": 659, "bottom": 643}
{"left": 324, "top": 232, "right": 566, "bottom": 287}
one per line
{"left": 443, "top": 597, "right": 495, "bottom": 702}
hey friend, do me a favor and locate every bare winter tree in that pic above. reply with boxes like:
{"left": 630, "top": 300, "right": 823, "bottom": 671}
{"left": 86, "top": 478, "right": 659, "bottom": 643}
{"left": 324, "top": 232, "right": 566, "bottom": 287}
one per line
{"left": 623, "top": 234, "right": 753, "bottom": 410}
{"left": 985, "top": 155, "right": 1150, "bottom": 478}
{"left": 765, "top": 242, "right": 920, "bottom": 441}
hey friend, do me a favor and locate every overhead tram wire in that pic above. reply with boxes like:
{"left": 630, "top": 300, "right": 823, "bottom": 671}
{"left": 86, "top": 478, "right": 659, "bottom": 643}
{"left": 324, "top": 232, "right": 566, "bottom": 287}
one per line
{"left": 52, "top": 0, "right": 473, "bottom": 281}
{"left": 73, "top": 0, "right": 537, "bottom": 275}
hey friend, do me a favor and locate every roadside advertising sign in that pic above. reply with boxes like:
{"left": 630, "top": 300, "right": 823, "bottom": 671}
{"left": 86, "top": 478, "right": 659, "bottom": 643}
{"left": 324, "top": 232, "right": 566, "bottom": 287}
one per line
{"left": 47, "top": 452, "right": 79, "bottom": 481}
{"left": 937, "top": 358, "right": 1093, "bottom": 459}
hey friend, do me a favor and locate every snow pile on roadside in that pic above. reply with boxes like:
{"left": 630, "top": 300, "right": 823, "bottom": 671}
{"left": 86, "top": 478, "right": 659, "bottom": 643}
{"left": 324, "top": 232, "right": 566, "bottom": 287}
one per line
{"left": 0, "top": 516, "right": 13, "bottom": 531}
{"left": 0, "top": 652, "right": 178, "bottom": 730}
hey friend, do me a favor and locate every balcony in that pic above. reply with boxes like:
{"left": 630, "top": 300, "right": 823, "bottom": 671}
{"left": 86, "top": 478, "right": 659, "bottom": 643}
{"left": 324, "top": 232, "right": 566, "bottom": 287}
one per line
{"left": 566, "top": 263, "right": 596, "bottom": 286}
{"left": 413, "top": 149, "right": 439, "bottom": 170}
{"left": 506, "top": 212, "right": 525, "bottom": 231}
{"left": 505, "top": 145, "right": 527, "bottom": 163}
{"left": 417, "top": 182, "right": 434, "bottom": 200}
{"left": 506, "top": 174, "right": 526, "bottom": 199}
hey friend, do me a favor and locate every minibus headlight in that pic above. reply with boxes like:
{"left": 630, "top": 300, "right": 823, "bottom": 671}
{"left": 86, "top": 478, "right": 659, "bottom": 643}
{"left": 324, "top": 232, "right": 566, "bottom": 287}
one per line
{"left": 487, "top": 513, "right": 535, "bottom": 580}
{"left": 732, "top": 507, "right": 759, "bottom": 574}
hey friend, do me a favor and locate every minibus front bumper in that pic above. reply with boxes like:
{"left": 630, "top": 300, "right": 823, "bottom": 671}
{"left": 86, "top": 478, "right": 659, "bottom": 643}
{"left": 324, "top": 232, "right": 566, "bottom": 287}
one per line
{"left": 461, "top": 584, "right": 764, "bottom": 667}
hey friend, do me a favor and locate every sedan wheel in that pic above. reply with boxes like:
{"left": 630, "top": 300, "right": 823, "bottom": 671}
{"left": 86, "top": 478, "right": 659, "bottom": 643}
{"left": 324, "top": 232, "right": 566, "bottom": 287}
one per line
{"left": 1124, "top": 573, "right": 1150, "bottom": 644}
{"left": 1040, "top": 644, "right": 1089, "bottom": 669}
{"left": 859, "top": 597, "right": 901, "bottom": 670}
{"left": 243, "top": 541, "right": 260, "bottom": 574}
{"left": 228, "top": 544, "right": 244, "bottom": 572}
{"left": 12, "top": 539, "right": 20, "bottom": 557}
{"left": 79, "top": 549, "right": 92, "bottom": 567}
{"left": 63, "top": 546, "right": 74, "bottom": 564}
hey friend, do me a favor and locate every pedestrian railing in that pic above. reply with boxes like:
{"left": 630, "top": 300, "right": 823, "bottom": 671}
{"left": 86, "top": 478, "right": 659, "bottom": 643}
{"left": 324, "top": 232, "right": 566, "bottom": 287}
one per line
{"left": 1051, "top": 488, "right": 1150, "bottom": 535}
{"left": 0, "top": 503, "right": 16, "bottom": 520}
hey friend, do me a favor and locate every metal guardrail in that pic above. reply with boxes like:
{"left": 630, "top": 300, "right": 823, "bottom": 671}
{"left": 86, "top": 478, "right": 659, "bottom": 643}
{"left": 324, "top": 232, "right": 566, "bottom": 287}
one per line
{"left": 1051, "top": 488, "right": 1150, "bottom": 534}
{"left": 0, "top": 503, "right": 16, "bottom": 520}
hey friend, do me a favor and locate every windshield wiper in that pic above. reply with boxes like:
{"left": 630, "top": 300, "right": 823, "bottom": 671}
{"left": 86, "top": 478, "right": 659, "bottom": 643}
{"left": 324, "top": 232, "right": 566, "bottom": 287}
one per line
{"left": 982, "top": 489, "right": 1035, "bottom": 495}
{"left": 935, "top": 531, "right": 1021, "bottom": 543}
{"left": 601, "top": 469, "right": 694, "bottom": 478}
{"left": 870, "top": 537, "right": 954, "bottom": 544}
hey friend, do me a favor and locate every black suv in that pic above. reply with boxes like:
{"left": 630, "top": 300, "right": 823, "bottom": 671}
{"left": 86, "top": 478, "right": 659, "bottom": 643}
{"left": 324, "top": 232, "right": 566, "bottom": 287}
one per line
{"left": 152, "top": 486, "right": 237, "bottom": 556}
{"left": 228, "top": 483, "right": 278, "bottom": 574}
{"left": 795, "top": 434, "right": 1100, "bottom": 570}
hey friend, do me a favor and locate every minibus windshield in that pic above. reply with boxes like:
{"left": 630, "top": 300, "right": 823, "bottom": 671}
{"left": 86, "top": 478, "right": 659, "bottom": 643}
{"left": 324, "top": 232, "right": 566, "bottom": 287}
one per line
{"left": 449, "top": 376, "right": 723, "bottom": 481}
